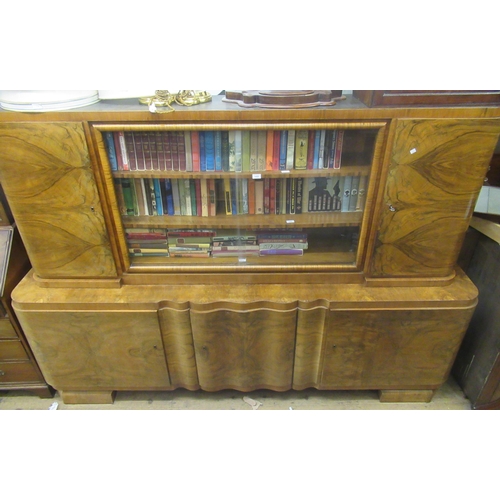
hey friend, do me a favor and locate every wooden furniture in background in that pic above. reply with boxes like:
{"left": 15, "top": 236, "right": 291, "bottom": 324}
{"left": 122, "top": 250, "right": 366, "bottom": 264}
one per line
{"left": 353, "top": 90, "right": 500, "bottom": 107}
{"left": 454, "top": 217, "right": 500, "bottom": 409}
{"left": 0, "top": 94, "right": 499, "bottom": 404}
{"left": 0, "top": 223, "right": 53, "bottom": 398}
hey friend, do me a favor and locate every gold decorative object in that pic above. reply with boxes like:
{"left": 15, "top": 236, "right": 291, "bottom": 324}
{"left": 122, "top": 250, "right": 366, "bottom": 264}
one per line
{"left": 139, "top": 90, "right": 212, "bottom": 113}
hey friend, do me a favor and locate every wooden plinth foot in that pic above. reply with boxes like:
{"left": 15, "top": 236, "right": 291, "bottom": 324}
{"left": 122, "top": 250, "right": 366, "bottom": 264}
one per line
{"left": 31, "top": 386, "right": 56, "bottom": 399}
{"left": 60, "top": 390, "right": 115, "bottom": 404}
{"left": 379, "top": 389, "right": 435, "bottom": 403}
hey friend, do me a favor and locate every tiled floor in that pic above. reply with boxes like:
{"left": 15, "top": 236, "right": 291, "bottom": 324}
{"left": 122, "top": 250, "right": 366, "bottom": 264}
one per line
{"left": 0, "top": 375, "right": 471, "bottom": 410}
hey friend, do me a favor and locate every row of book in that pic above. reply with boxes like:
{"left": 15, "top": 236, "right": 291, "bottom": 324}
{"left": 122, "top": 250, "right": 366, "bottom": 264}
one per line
{"left": 104, "top": 129, "right": 345, "bottom": 173}
{"left": 116, "top": 175, "right": 368, "bottom": 217}
{"left": 126, "top": 229, "right": 308, "bottom": 257}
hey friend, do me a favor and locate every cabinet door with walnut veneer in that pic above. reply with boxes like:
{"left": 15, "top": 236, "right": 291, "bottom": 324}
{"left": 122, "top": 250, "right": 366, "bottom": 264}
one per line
{"left": 13, "top": 309, "right": 171, "bottom": 403}
{"left": 320, "top": 307, "right": 475, "bottom": 399}
{"left": 189, "top": 302, "right": 297, "bottom": 392}
{"left": 0, "top": 123, "right": 117, "bottom": 280}
{"left": 370, "top": 119, "right": 500, "bottom": 279}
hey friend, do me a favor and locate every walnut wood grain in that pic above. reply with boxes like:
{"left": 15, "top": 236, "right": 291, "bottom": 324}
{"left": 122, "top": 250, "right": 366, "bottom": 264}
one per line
{"left": 371, "top": 119, "right": 500, "bottom": 278}
{"left": 0, "top": 122, "right": 117, "bottom": 279}
{"left": 189, "top": 301, "right": 297, "bottom": 392}
{"left": 14, "top": 310, "right": 171, "bottom": 391}
{"left": 320, "top": 308, "right": 475, "bottom": 390}
{"left": 158, "top": 302, "right": 200, "bottom": 390}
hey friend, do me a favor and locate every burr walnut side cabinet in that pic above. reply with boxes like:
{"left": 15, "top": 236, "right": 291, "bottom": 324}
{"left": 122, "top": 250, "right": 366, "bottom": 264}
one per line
{"left": 0, "top": 94, "right": 498, "bottom": 404}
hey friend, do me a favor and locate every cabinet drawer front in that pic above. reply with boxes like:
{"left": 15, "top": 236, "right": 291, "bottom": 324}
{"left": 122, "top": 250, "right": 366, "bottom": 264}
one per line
{"left": 0, "top": 340, "right": 29, "bottom": 361}
{"left": 0, "top": 319, "right": 18, "bottom": 339}
{"left": 0, "top": 361, "right": 41, "bottom": 383}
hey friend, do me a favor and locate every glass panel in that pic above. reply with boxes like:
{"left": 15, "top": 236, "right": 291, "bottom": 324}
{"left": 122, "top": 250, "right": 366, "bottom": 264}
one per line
{"left": 100, "top": 125, "right": 380, "bottom": 273}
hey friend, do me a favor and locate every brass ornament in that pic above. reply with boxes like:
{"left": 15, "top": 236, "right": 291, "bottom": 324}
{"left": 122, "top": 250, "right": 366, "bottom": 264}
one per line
{"left": 139, "top": 90, "right": 212, "bottom": 113}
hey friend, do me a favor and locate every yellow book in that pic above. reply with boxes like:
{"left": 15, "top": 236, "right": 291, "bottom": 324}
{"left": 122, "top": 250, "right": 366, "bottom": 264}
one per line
{"left": 294, "top": 130, "right": 308, "bottom": 169}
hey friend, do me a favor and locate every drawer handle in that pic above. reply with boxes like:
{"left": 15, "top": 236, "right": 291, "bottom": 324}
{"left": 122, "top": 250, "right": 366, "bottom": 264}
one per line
{"left": 0, "top": 370, "right": 5, "bottom": 376}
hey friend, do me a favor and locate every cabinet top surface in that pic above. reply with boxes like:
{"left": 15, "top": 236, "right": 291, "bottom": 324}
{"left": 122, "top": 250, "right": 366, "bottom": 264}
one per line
{"left": 1, "top": 95, "right": 500, "bottom": 123}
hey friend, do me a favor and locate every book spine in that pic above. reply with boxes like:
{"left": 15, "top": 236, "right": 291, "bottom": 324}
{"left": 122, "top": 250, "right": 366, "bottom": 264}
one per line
{"left": 242, "top": 130, "right": 251, "bottom": 171}
{"left": 205, "top": 131, "right": 215, "bottom": 171}
{"left": 259, "top": 248, "right": 304, "bottom": 255}
{"left": 341, "top": 176, "right": 352, "bottom": 212}
{"left": 228, "top": 130, "right": 236, "bottom": 171}
{"left": 273, "top": 130, "right": 280, "bottom": 171}
{"left": 199, "top": 131, "right": 206, "bottom": 171}
{"left": 191, "top": 131, "right": 200, "bottom": 172}
{"left": 307, "top": 130, "right": 315, "bottom": 170}
{"left": 153, "top": 178, "right": 164, "bottom": 215}
{"left": 318, "top": 130, "right": 326, "bottom": 169}
{"left": 171, "top": 179, "right": 181, "bottom": 215}
{"left": 349, "top": 176, "right": 360, "bottom": 212}
{"left": 200, "top": 179, "right": 209, "bottom": 217}
{"left": 215, "top": 131, "right": 223, "bottom": 171}
{"left": 328, "top": 130, "right": 337, "bottom": 169}
{"left": 164, "top": 178, "right": 174, "bottom": 215}
{"left": 117, "top": 131, "right": 129, "bottom": 171}
{"left": 163, "top": 132, "right": 173, "bottom": 171}
{"left": 286, "top": 130, "right": 295, "bottom": 170}
{"left": 294, "top": 130, "right": 308, "bottom": 169}
{"left": 313, "top": 130, "right": 321, "bottom": 169}
{"left": 208, "top": 179, "right": 216, "bottom": 216}
{"left": 249, "top": 130, "right": 258, "bottom": 171}
{"left": 221, "top": 131, "right": 229, "bottom": 171}
{"left": 113, "top": 132, "right": 122, "bottom": 170}
{"left": 333, "top": 130, "right": 344, "bottom": 170}
{"left": 184, "top": 131, "right": 193, "bottom": 172}
{"left": 266, "top": 130, "right": 274, "bottom": 171}
{"left": 155, "top": 131, "right": 166, "bottom": 170}
{"left": 177, "top": 132, "right": 186, "bottom": 171}
{"left": 142, "top": 132, "right": 153, "bottom": 170}
{"left": 279, "top": 131, "right": 287, "bottom": 170}
{"left": 234, "top": 131, "right": 242, "bottom": 172}
{"left": 103, "top": 132, "right": 118, "bottom": 171}
{"left": 257, "top": 130, "right": 267, "bottom": 171}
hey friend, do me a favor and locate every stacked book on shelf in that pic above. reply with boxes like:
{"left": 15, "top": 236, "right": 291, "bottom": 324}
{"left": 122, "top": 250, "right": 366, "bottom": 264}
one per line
{"left": 115, "top": 175, "right": 368, "bottom": 217}
{"left": 167, "top": 230, "right": 214, "bottom": 257}
{"left": 125, "top": 228, "right": 311, "bottom": 259}
{"left": 126, "top": 229, "right": 169, "bottom": 257}
{"left": 211, "top": 234, "right": 259, "bottom": 258}
{"left": 104, "top": 129, "right": 345, "bottom": 173}
{"left": 257, "top": 231, "right": 308, "bottom": 256}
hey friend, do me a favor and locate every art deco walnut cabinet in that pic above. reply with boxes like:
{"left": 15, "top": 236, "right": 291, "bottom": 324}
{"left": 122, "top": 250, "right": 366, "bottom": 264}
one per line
{"left": 0, "top": 95, "right": 498, "bottom": 404}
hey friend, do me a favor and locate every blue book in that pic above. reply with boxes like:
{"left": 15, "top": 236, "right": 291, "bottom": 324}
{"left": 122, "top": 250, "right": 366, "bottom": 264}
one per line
{"left": 199, "top": 131, "right": 206, "bottom": 171}
{"left": 205, "top": 131, "right": 215, "bottom": 171}
{"left": 153, "top": 179, "right": 163, "bottom": 215}
{"left": 279, "top": 130, "right": 288, "bottom": 170}
{"left": 103, "top": 132, "right": 118, "bottom": 171}
{"left": 230, "top": 178, "right": 238, "bottom": 214}
{"left": 215, "top": 131, "right": 223, "bottom": 171}
{"left": 163, "top": 178, "right": 175, "bottom": 215}
{"left": 313, "top": 130, "right": 321, "bottom": 169}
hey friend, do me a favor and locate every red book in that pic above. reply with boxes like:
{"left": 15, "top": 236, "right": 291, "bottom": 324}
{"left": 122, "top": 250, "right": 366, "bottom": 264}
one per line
{"left": 191, "top": 131, "right": 200, "bottom": 171}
